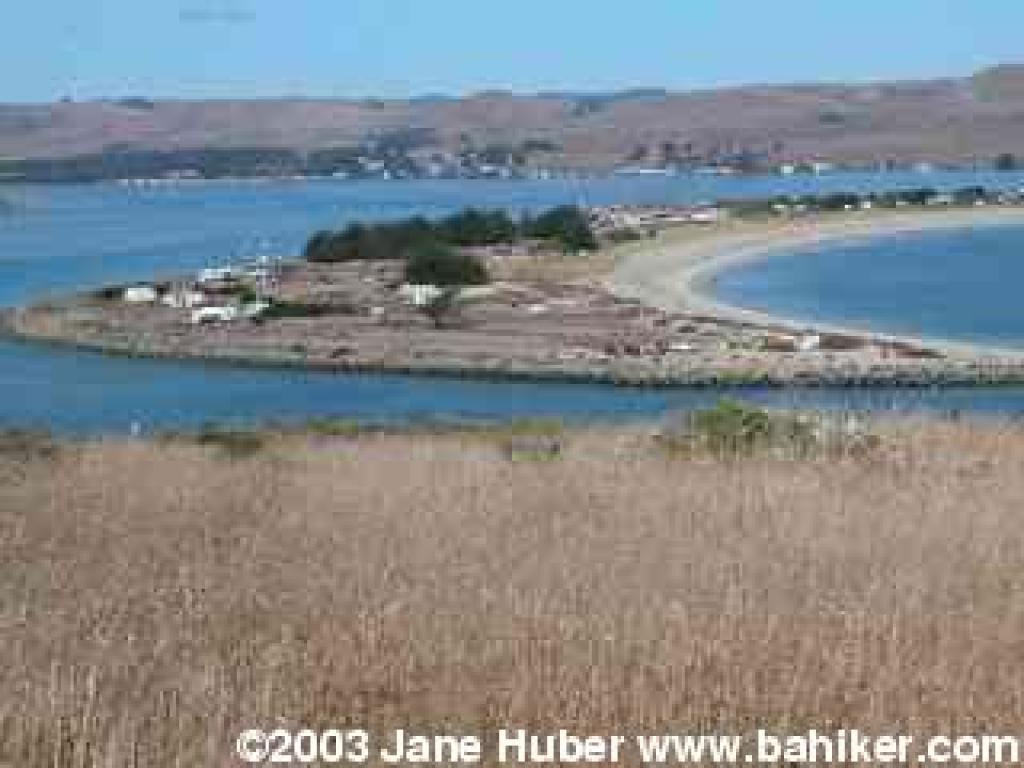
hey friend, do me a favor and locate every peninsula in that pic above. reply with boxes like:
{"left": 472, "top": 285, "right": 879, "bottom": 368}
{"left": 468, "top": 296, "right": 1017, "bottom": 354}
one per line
{"left": 6, "top": 196, "right": 1024, "bottom": 389}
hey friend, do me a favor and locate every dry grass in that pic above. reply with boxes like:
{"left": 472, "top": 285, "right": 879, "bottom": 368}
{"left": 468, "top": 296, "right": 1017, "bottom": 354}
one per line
{"left": 490, "top": 250, "right": 619, "bottom": 283}
{"left": 4, "top": 419, "right": 1024, "bottom": 765}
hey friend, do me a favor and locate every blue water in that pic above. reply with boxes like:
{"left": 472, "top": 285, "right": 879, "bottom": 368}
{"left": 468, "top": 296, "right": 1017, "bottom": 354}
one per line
{"left": 714, "top": 224, "right": 1024, "bottom": 348}
{"left": 7, "top": 172, "right": 1024, "bottom": 305}
{"left": 6, "top": 173, "right": 1024, "bottom": 433}
{"left": 15, "top": 337, "right": 1020, "bottom": 434}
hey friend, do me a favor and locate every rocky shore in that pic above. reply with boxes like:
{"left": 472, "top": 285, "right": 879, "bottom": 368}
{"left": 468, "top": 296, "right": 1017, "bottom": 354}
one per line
{"left": 6, "top": 302, "right": 1024, "bottom": 388}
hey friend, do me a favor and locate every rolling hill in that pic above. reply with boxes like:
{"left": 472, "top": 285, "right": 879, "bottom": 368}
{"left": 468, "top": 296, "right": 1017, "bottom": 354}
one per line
{"left": 2, "top": 65, "right": 1024, "bottom": 171}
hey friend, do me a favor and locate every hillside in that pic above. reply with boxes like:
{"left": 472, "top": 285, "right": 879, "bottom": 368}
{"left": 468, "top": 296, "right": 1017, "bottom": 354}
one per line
{"left": 3, "top": 65, "right": 1024, "bottom": 173}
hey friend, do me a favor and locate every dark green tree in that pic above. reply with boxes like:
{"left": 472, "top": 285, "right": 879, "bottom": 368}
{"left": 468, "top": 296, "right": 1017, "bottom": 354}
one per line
{"left": 404, "top": 243, "right": 490, "bottom": 286}
{"left": 525, "top": 205, "right": 598, "bottom": 253}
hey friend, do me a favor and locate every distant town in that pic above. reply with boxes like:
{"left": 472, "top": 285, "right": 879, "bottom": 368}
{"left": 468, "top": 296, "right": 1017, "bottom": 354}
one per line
{"left": 1, "top": 136, "right": 1020, "bottom": 186}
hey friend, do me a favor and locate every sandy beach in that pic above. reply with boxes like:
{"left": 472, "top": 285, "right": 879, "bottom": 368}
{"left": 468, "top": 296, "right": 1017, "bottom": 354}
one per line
{"left": 608, "top": 207, "right": 1024, "bottom": 360}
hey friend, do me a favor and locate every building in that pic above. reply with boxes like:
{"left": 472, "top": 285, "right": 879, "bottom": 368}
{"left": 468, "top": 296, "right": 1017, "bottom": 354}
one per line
{"left": 198, "top": 266, "right": 239, "bottom": 284}
{"left": 161, "top": 289, "right": 207, "bottom": 309}
{"left": 398, "top": 283, "right": 444, "bottom": 307}
{"left": 191, "top": 306, "right": 238, "bottom": 325}
{"left": 240, "top": 301, "right": 271, "bottom": 319}
{"left": 122, "top": 285, "right": 158, "bottom": 304}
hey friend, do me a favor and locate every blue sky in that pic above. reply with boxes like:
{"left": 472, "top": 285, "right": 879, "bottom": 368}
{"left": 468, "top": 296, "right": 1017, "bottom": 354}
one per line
{"left": 4, "top": 0, "right": 1023, "bottom": 101}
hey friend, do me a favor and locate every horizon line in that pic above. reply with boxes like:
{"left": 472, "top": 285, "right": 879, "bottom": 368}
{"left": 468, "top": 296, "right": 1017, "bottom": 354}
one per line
{"left": 6, "top": 62, "right": 1021, "bottom": 107}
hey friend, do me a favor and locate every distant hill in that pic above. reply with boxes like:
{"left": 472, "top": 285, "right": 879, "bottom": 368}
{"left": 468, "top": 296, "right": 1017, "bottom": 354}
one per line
{"left": 3, "top": 65, "right": 1024, "bottom": 171}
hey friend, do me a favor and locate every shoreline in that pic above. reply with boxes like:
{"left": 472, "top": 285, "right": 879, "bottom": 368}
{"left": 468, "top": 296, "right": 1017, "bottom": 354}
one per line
{"left": 608, "top": 206, "right": 1024, "bottom": 360}
{"left": 8, "top": 207, "right": 1024, "bottom": 390}
{"left": 12, "top": 309, "right": 1024, "bottom": 390}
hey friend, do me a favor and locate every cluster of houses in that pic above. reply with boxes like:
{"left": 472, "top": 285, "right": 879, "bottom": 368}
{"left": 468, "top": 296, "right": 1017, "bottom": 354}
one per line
{"left": 590, "top": 187, "right": 1024, "bottom": 234}
{"left": 589, "top": 205, "right": 729, "bottom": 235}
{"left": 117, "top": 257, "right": 500, "bottom": 327}
{"left": 777, "top": 162, "right": 836, "bottom": 176}
{"left": 119, "top": 263, "right": 274, "bottom": 324}
{"left": 765, "top": 186, "right": 1024, "bottom": 217}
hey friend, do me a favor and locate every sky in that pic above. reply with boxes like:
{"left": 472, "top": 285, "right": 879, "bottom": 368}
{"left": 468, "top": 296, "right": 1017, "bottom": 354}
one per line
{"left": 4, "top": 0, "right": 1023, "bottom": 102}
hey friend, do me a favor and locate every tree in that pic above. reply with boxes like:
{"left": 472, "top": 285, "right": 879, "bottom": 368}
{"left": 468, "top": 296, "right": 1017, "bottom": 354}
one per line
{"left": 303, "top": 204, "right": 598, "bottom": 265}
{"left": 303, "top": 230, "right": 338, "bottom": 262}
{"left": 404, "top": 242, "right": 490, "bottom": 286}
{"left": 303, "top": 218, "right": 435, "bottom": 262}
{"left": 525, "top": 205, "right": 598, "bottom": 253}
{"left": 438, "top": 209, "right": 519, "bottom": 246}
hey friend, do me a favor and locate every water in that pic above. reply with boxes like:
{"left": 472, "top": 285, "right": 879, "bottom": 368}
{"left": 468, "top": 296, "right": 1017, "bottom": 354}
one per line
{"left": 5, "top": 173, "right": 1024, "bottom": 433}
{"left": 12, "top": 337, "right": 1022, "bottom": 434}
{"left": 6, "top": 172, "right": 1024, "bottom": 305}
{"left": 714, "top": 224, "right": 1024, "bottom": 348}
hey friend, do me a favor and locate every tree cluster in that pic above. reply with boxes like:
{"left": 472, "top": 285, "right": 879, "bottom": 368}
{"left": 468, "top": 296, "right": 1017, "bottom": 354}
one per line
{"left": 303, "top": 205, "right": 598, "bottom": 264}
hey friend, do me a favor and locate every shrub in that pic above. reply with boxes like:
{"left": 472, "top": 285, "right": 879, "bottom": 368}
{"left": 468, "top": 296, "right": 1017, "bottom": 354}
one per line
{"left": 404, "top": 243, "right": 489, "bottom": 286}
{"left": 304, "top": 419, "right": 366, "bottom": 438}
{"left": 494, "top": 418, "right": 565, "bottom": 438}
{"left": 500, "top": 435, "right": 563, "bottom": 462}
{"left": 657, "top": 400, "right": 815, "bottom": 459}
{"left": 194, "top": 426, "right": 267, "bottom": 459}
{"left": 604, "top": 228, "right": 650, "bottom": 244}
{"left": 0, "top": 429, "right": 60, "bottom": 462}
{"left": 657, "top": 400, "right": 880, "bottom": 460}
{"left": 895, "top": 187, "right": 939, "bottom": 206}
{"left": 816, "top": 193, "right": 862, "bottom": 211}
{"left": 493, "top": 420, "right": 566, "bottom": 462}
{"left": 721, "top": 198, "right": 780, "bottom": 217}
{"left": 952, "top": 186, "right": 988, "bottom": 204}
{"left": 232, "top": 285, "right": 261, "bottom": 304}
{"left": 261, "top": 300, "right": 335, "bottom": 319}
{"left": 690, "top": 399, "right": 778, "bottom": 456}
{"left": 419, "top": 287, "right": 464, "bottom": 329}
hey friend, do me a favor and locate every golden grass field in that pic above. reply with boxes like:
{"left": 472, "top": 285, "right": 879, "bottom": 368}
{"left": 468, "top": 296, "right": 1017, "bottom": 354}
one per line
{"left": 4, "top": 417, "right": 1024, "bottom": 766}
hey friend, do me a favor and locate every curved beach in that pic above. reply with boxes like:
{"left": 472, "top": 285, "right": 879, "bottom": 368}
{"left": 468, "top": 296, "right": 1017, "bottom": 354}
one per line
{"left": 608, "top": 207, "right": 1024, "bottom": 360}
